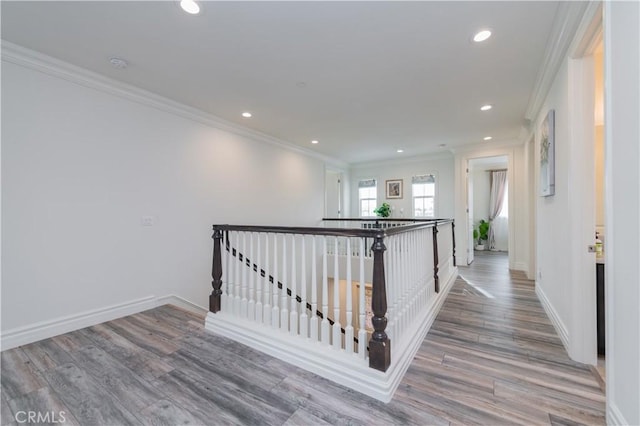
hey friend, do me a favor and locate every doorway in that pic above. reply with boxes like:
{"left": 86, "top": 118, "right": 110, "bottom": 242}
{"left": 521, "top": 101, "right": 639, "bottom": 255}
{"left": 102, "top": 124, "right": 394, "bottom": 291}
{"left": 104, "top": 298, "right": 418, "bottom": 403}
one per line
{"left": 593, "top": 40, "right": 606, "bottom": 381}
{"left": 468, "top": 156, "right": 510, "bottom": 263}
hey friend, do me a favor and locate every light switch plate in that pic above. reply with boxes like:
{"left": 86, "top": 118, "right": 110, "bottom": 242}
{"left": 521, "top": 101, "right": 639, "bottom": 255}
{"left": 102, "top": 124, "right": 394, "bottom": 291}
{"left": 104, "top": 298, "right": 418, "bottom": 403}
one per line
{"left": 141, "top": 216, "right": 155, "bottom": 226}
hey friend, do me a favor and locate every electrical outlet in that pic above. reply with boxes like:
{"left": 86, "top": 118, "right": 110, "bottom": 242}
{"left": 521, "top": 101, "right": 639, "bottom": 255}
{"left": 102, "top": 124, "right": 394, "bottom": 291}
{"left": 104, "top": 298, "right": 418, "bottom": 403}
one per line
{"left": 141, "top": 216, "right": 155, "bottom": 226}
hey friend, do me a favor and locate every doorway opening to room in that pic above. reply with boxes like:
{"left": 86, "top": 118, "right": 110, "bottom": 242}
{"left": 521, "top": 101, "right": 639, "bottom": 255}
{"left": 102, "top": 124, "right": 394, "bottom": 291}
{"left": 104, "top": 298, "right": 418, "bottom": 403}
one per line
{"left": 467, "top": 156, "right": 510, "bottom": 267}
{"left": 560, "top": 5, "right": 604, "bottom": 373}
{"left": 592, "top": 39, "right": 606, "bottom": 385}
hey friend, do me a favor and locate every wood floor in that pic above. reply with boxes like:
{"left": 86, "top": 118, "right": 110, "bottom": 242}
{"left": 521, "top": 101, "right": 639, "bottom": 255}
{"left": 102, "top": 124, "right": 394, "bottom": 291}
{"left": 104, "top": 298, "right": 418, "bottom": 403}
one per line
{"left": 1, "top": 252, "right": 605, "bottom": 425}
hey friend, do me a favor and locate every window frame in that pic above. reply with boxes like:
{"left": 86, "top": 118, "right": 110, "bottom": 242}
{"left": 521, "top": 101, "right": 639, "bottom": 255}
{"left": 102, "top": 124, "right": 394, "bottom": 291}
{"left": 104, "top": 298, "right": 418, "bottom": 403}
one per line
{"left": 358, "top": 179, "right": 377, "bottom": 218}
{"left": 411, "top": 174, "right": 437, "bottom": 218}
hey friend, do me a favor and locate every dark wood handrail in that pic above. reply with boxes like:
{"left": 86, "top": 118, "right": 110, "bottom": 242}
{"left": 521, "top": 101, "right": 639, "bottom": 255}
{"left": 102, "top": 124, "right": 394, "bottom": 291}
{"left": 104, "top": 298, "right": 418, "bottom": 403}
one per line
{"left": 322, "top": 217, "right": 451, "bottom": 222}
{"left": 213, "top": 219, "right": 452, "bottom": 240}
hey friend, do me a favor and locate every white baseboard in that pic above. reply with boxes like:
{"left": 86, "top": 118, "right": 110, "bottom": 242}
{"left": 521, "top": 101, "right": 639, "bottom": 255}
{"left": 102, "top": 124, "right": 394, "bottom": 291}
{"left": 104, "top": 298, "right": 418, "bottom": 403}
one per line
{"left": 1, "top": 296, "right": 157, "bottom": 350}
{"left": 607, "top": 402, "right": 630, "bottom": 426}
{"left": 156, "top": 295, "right": 208, "bottom": 316}
{"left": 0, "top": 294, "right": 207, "bottom": 351}
{"left": 535, "top": 283, "right": 570, "bottom": 351}
{"left": 205, "top": 267, "right": 458, "bottom": 403}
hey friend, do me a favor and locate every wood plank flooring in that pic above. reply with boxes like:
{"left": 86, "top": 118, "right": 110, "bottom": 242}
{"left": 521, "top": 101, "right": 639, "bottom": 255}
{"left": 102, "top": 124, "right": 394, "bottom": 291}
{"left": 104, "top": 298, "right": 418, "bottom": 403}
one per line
{"left": 1, "top": 252, "right": 605, "bottom": 425}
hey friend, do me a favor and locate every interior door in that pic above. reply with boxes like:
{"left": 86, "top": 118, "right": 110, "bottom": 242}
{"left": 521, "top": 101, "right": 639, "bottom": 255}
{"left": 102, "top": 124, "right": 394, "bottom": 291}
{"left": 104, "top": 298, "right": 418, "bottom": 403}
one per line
{"left": 325, "top": 170, "right": 342, "bottom": 218}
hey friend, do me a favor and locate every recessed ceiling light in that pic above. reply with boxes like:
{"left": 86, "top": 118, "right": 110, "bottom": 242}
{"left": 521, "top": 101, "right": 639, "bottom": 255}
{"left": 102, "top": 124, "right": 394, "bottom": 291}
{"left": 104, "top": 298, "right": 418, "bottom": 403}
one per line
{"left": 109, "top": 57, "right": 128, "bottom": 69}
{"left": 484, "top": 136, "right": 493, "bottom": 141}
{"left": 397, "top": 149, "right": 404, "bottom": 153}
{"left": 480, "top": 104, "right": 493, "bottom": 111}
{"left": 311, "top": 140, "right": 319, "bottom": 144}
{"left": 242, "top": 112, "right": 252, "bottom": 118}
{"left": 473, "top": 30, "right": 492, "bottom": 42}
{"left": 180, "top": 0, "right": 200, "bottom": 14}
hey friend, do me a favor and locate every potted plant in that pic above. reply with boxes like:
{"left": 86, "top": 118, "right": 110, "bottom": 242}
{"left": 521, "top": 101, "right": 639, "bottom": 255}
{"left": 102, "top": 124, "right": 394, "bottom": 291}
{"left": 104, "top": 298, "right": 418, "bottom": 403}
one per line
{"left": 373, "top": 202, "right": 391, "bottom": 218}
{"left": 473, "top": 219, "right": 489, "bottom": 250}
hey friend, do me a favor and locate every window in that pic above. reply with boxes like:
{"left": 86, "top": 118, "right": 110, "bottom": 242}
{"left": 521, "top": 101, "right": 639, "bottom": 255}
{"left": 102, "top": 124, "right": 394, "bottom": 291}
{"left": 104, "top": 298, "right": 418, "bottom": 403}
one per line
{"left": 412, "top": 174, "right": 436, "bottom": 217}
{"left": 358, "top": 179, "right": 377, "bottom": 217}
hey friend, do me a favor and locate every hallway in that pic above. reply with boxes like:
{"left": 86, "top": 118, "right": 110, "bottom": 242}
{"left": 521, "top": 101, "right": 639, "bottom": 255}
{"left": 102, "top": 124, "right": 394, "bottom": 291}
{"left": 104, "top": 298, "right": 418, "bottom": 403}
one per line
{"left": 1, "top": 252, "right": 605, "bottom": 425}
{"left": 399, "top": 251, "right": 605, "bottom": 424}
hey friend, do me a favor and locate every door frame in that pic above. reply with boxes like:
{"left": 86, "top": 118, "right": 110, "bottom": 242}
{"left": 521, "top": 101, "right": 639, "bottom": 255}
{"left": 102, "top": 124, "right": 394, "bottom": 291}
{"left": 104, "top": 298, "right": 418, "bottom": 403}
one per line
{"left": 454, "top": 148, "right": 516, "bottom": 269}
{"left": 562, "top": 2, "right": 602, "bottom": 366}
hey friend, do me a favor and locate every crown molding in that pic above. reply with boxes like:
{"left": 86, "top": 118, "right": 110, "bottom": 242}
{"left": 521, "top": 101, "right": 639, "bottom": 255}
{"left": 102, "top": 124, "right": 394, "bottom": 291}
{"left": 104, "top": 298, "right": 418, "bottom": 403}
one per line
{"left": 523, "top": 1, "right": 591, "bottom": 123}
{"left": 1, "top": 41, "right": 348, "bottom": 169}
{"left": 349, "top": 151, "right": 454, "bottom": 170}
{"left": 449, "top": 138, "right": 522, "bottom": 155}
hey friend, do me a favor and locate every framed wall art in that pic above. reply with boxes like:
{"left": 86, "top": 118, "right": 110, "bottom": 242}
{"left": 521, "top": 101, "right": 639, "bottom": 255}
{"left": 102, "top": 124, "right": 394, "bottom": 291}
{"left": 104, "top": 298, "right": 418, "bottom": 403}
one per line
{"left": 540, "top": 109, "right": 555, "bottom": 197}
{"left": 386, "top": 179, "right": 403, "bottom": 199}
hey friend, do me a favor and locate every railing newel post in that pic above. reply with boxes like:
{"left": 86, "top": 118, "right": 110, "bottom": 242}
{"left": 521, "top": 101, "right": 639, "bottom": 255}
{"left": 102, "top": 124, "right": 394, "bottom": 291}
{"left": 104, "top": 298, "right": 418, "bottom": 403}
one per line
{"left": 432, "top": 225, "right": 440, "bottom": 293}
{"left": 210, "top": 226, "right": 224, "bottom": 313}
{"left": 451, "top": 220, "right": 456, "bottom": 267}
{"left": 369, "top": 232, "right": 391, "bottom": 372}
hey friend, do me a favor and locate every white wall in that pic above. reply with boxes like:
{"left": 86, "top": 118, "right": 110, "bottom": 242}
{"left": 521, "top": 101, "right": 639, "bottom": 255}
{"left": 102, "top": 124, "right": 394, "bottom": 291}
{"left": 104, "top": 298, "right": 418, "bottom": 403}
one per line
{"left": 1, "top": 57, "right": 326, "bottom": 337}
{"left": 604, "top": 1, "right": 640, "bottom": 424}
{"left": 533, "top": 58, "right": 574, "bottom": 348}
{"left": 349, "top": 154, "right": 455, "bottom": 219}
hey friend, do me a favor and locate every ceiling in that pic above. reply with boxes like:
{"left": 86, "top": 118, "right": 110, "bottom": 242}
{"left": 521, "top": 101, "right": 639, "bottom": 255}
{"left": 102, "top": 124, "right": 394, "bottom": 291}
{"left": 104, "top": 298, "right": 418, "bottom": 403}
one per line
{"left": 1, "top": 1, "right": 561, "bottom": 164}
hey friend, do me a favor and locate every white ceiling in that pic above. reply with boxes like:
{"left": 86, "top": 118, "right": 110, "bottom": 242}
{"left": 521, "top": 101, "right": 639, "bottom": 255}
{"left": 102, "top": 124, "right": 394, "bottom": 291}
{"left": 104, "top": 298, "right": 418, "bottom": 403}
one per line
{"left": 1, "top": 1, "right": 561, "bottom": 164}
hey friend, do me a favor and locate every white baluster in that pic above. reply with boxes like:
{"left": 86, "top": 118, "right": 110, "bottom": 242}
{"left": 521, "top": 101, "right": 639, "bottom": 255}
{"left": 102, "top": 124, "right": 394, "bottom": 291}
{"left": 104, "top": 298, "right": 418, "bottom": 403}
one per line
{"left": 248, "top": 232, "right": 256, "bottom": 321}
{"left": 263, "top": 233, "right": 272, "bottom": 325}
{"left": 241, "top": 232, "right": 249, "bottom": 318}
{"left": 230, "top": 232, "right": 238, "bottom": 314}
{"left": 399, "top": 232, "right": 405, "bottom": 337}
{"left": 345, "top": 238, "right": 354, "bottom": 355}
{"left": 299, "top": 236, "right": 309, "bottom": 339}
{"left": 290, "top": 234, "right": 298, "bottom": 336}
{"left": 280, "top": 234, "right": 289, "bottom": 332}
{"left": 400, "top": 232, "right": 412, "bottom": 336}
{"left": 220, "top": 231, "right": 228, "bottom": 312}
{"left": 272, "top": 233, "right": 280, "bottom": 329}
{"left": 321, "top": 236, "right": 330, "bottom": 345}
{"left": 310, "top": 235, "right": 319, "bottom": 342}
{"left": 423, "top": 228, "right": 429, "bottom": 304}
{"left": 234, "top": 231, "right": 241, "bottom": 316}
{"left": 407, "top": 232, "right": 413, "bottom": 332}
{"left": 255, "top": 233, "right": 263, "bottom": 323}
{"left": 407, "top": 231, "right": 414, "bottom": 324}
{"left": 412, "top": 230, "right": 418, "bottom": 321}
{"left": 358, "top": 238, "right": 367, "bottom": 358}
{"left": 387, "top": 235, "right": 397, "bottom": 343}
{"left": 332, "top": 236, "right": 342, "bottom": 350}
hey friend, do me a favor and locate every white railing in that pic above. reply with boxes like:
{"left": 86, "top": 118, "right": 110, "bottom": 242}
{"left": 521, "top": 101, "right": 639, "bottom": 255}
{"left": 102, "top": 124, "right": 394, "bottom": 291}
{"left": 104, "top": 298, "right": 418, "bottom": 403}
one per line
{"left": 219, "top": 231, "right": 370, "bottom": 357}
{"left": 206, "top": 219, "right": 457, "bottom": 402}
